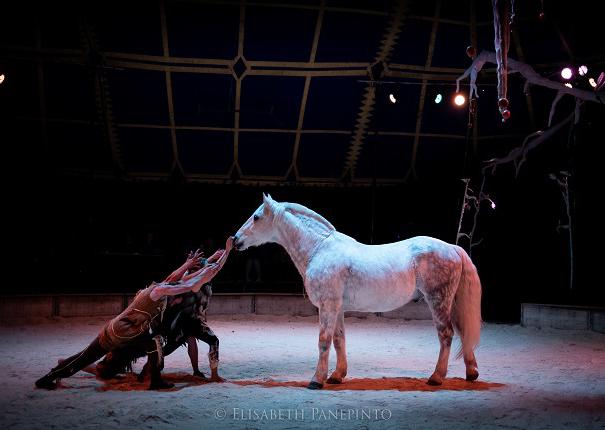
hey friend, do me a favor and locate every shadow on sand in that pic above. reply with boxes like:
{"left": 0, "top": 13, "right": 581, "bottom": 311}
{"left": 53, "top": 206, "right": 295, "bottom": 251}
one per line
{"left": 232, "top": 377, "right": 505, "bottom": 392}
{"left": 72, "top": 372, "right": 504, "bottom": 392}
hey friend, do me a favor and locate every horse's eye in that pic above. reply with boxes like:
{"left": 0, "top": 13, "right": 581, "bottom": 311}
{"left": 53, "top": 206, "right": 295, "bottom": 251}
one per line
{"left": 253, "top": 215, "right": 259, "bottom": 221}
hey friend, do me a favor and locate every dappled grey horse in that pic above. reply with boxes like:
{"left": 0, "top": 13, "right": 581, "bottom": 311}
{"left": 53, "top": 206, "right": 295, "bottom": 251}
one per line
{"left": 234, "top": 194, "right": 482, "bottom": 389}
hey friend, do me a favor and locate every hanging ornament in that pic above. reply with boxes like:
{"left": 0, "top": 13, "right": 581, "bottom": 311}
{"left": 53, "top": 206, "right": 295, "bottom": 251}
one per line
{"left": 509, "top": 0, "right": 516, "bottom": 25}
{"left": 468, "top": 98, "right": 478, "bottom": 129}
{"left": 470, "top": 97, "right": 478, "bottom": 114}
{"left": 493, "top": 0, "right": 512, "bottom": 123}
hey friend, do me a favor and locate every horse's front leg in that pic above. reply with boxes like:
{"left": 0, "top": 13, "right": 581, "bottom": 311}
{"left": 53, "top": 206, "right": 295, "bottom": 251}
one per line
{"left": 308, "top": 302, "right": 340, "bottom": 390}
{"left": 326, "top": 309, "right": 347, "bottom": 384}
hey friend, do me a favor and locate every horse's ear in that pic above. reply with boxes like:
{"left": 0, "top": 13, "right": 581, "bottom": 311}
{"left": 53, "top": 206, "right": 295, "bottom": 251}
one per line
{"left": 263, "top": 193, "right": 273, "bottom": 210}
{"left": 263, "top": 193, "right": 278, "bottom": 213}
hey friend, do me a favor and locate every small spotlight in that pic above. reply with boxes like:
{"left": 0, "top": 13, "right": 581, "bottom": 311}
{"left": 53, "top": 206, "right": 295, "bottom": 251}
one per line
{"left": 434, "top": 94, "right": 442, "bottom": 104}
{"left": 561, "top": 67, "right": 573, "bottom": 80}
{"left": 564, "top": 83, "right": 573, "bottom": 88}
{"left": 389, "top": 93, "right": 397, "bottom": 103}
{"left": 454, "top": 94, "right": 466, "bottom": 106}
{"left": 578, "top": 65, "right": 588, "bottom": 76}
{"left": 589, "top": 78, "right": 597, "bottom": 88}
{"left": 0, "top": 74, "right": 5, "bottom": 85}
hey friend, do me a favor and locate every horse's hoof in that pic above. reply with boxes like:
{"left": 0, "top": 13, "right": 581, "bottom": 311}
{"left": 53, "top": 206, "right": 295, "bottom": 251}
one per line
{"left": 427, "top": 374, "right": 443, "bottom": 386}
{"left": 326, "top": 377, "right": 343, "bottom": 384}
{"left": 307, "top": 381, "right": 324, "bottom": 390}
{"left": 466, "top": 369, "right": 479, "bottom": 382}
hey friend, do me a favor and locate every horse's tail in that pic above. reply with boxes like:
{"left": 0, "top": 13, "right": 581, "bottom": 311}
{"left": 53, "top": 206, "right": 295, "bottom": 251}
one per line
{"left": 452, "top": 247, "right": 482, "bottom": 360}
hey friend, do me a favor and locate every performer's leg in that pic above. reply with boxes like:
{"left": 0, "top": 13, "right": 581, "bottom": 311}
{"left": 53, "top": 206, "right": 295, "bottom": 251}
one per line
{"left": 145, "top": 336, "right": 174, "bottom": 390}
{"left": 137, "top": 337, "right": 180, "bottom": 382}
{"left": 96, "top": 351, "right": 126, "bottom": 380}
{"left": 98, "top": 338, "right": 148, "bottom": 380}
{"left": 35, "top": 337, "right": 108, "bottom": 389}
{"left": 186, "top": 337, "right": 206, "bottom": 378}
{"left": 193, "top": 322, "right": 223, "bottom": 382}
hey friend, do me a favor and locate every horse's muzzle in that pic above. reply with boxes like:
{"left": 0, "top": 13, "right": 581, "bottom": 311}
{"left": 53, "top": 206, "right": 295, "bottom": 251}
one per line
{"left": 232, "top": 235, "right": 242, "bottom": 251}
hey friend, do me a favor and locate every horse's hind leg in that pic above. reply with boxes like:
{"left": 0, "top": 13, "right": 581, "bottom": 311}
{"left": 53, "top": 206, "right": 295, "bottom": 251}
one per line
{"left": 464, "top": 350, "right": 479, "bottom": 381}
{"left": 326, "top": 309, "right": 347, "bottom": 384}
{"left": 428, "top": 320, "right": 454, "bottom": 385}
{"left": 308, "top": 302, "right": 339, "bottom": 390}
{"left": 425, "top": 288, "right": 455, "bottom": 386}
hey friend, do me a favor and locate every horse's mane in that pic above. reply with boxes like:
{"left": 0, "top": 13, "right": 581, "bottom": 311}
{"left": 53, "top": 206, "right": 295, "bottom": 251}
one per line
{"left": 283, "top": 203, "right": 335, "bottom": 237}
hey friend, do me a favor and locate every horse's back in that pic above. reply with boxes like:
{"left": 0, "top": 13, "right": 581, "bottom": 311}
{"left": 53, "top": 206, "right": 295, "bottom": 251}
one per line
{"left": 334, "top": 234, "right": 459, "bottom": 264}
{"left": 310, "top": 234, "right": 463, "bottom": 312}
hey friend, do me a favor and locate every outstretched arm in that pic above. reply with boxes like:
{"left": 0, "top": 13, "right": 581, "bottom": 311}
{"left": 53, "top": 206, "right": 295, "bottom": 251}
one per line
{"left": 151, "top": 263, "right": 219, "bottom": 300}
{"left": 182, "top": 237, "right": 233, "bottom": 282}
{"left": 206, "top": 249, "right": 224, "bottom": 264}
{"left": 164, "top": 249, "right": 203, "bottom": 283}
{"left": 151, "top": 237, "right": 234, "bottom": 301}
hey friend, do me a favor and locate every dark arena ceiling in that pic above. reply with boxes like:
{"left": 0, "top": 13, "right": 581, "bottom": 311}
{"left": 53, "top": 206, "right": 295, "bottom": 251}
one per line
{"left": 1, "top": 0, "right": 603, "bottom": 186}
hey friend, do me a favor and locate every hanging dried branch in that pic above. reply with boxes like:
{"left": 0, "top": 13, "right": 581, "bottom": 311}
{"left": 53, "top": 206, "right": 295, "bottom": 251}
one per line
{"left": 482, "top": 111, "right": 574, "bottom": 176}
{"left": 456, "top": 50, "right": 605, "bottom": 104}
{"left": 548, "top": 171, "right": 574, "bottom": 290}
{"left": 456, "top": 177, "right": 494, "bottom": 256}
{"left": 457, "top": 50, "right": 603, "bottom": 176}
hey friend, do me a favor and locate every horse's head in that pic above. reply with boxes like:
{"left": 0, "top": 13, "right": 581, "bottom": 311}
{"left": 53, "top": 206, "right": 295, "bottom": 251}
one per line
{"left": 233, "top": 194, "right": 283, "bottom": 251}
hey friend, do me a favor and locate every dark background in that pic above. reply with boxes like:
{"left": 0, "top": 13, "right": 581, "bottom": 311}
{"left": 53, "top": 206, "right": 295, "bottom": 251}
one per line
{"left": 1, "top": 0, "right": 604, "bottom": 322}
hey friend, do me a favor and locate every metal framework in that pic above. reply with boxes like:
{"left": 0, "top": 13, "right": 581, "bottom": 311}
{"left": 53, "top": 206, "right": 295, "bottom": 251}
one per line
{"left": 406, "top": 0, "right": 441, "bottom": 181}
{"left": 341, "top": 0, "right": 407, "bottom": 181}
{"left": 1, "top": 0, "right": 534, "bottom": 186}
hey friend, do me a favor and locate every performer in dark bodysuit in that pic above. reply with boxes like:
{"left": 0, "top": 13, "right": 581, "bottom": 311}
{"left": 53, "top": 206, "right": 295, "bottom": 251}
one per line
{"left": 96, "top": 251, "right": 224, "bottom": 382}
{"left": 153, "top": 283, "right": 223, "bottom": 381}
{"left": 35, "top": 238, "right": 232, "bottom": 390}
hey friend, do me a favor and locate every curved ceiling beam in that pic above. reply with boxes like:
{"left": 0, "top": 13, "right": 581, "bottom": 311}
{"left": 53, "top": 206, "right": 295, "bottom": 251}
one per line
{"left": 341, "top": 0, "right": 407, "bottom": 181}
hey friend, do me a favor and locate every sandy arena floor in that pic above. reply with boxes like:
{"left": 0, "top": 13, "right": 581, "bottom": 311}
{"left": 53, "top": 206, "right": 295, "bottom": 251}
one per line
{"left": 0, "top": 314, "right": 604, "bottom": 429}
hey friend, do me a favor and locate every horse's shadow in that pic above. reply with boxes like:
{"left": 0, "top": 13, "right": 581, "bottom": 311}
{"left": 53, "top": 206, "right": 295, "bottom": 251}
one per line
{"left": 75, "top": 372, "right": 504, "bottom": 392}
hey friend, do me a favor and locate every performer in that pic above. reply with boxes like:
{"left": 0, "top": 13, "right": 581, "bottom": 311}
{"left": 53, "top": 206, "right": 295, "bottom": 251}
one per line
{"left": 35, "top": 237, "right": 233, "bottom": 390}
{"left": 97, "top": 249, "right": 225, "bottom": 382}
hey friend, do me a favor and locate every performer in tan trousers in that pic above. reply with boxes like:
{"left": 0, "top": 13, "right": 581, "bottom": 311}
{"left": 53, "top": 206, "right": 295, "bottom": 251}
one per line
{"left": 35, "top": 237, "right": 233, "bottom": 390}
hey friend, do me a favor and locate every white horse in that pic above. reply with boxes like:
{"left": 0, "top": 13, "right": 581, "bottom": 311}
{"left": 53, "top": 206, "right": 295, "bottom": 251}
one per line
{"left": 234, "top": 194, "right": 482, "bottom": 389}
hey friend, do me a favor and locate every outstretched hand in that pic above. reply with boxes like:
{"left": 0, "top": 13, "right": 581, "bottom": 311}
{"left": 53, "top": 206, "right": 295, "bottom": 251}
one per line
{"left": 206, "top": 249, "right": 225, "bottom": 264}
{"left": 206, "top": 238, "right": 234, "bottom": 271}
{"left": 186, "top": 249, "right": 204, "bottom": 271}
{"left": 190, "top": 238, "right": 234, "bottom": 291}
{"left": 226, "top": 236, "right": 234, "bottom": 252}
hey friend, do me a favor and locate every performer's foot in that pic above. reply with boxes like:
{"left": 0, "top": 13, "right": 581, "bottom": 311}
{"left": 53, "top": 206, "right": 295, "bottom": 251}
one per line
{"left": 35, "top": 376, "right": 57, "bottom": 390}
{"left": 192, "top": 370, "right": 207, "bottom": 380}
{"left": 148, "top": 379, "right": 174, "bottom": 390}
{"left": 208, "top": 371, "right": 225, "bottom": 383}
